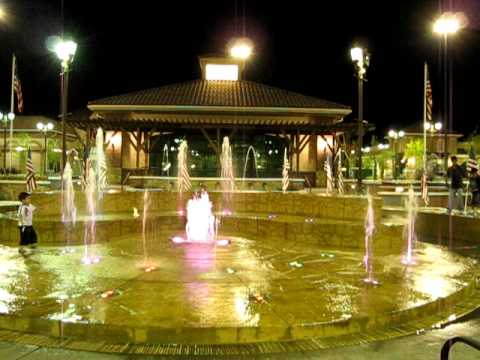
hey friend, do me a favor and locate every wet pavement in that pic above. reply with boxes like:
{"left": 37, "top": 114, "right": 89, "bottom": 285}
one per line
{"left": 0, "top": 230, "right": 477, "bottom": 346}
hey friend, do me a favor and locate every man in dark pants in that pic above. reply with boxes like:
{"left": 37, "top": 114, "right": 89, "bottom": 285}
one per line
{"left": 447, "top": 156, "right": 465, "bottom": 213}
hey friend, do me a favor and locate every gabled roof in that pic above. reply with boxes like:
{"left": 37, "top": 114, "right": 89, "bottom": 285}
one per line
{"left": 88, "top": 80, "right": 350, "bottom": 115}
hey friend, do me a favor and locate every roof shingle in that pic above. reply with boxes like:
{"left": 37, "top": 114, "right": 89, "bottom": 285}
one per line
{"left": 88, "top": 80, "right": 350, "bottom": 111}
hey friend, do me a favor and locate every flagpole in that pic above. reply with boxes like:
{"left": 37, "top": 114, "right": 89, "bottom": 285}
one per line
{"left": 423, "top": 62, "right": 427, "bottom": 175}
{"left": 9, "top": 55, "right": 15, "bottom": 172}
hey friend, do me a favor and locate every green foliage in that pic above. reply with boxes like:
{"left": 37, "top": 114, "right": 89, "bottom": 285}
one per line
{"left": 47, "top": 139, "right": 61, "bottom": 165}
{"left": 15, "top": 134, "right": 32, "bottom": 171}
{"left": 404, "top": 139, "right": 424, "bottom": 170}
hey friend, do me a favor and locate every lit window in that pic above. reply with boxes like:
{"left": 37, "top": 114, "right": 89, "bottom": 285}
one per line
{"left": 205, "top": 64, "right": 239, "bottom": 81}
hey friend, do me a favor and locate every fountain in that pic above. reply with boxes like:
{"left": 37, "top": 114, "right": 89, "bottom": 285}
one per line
{"left": 161, "top": 144, "right": 171, "bottom": 176}
{"left": 402, "top": 187, "right": 417, "bottom": 265}
{"left": 363, "top": 194, "right": 378, "bottom": 284}
{"left": 177, "top": 140, "right": 191, "bottom": 201}
{"left": 142, "top": 190, "right": 150, "bottom": 265}
{"left": 95, "top": 127, "right": 107, "bottom": 196}
{"left": 325, "top": 155, "right": 333, "bottom": 194}
{"left": 282, "top": 148, "right": 290, "bottom": 193}
{"left": 171, "top": 190, "right": 231, "bottom": 246}
{"left": 220, "top": 137, "right": 234, "bottom": 212}
{"left": 61, "top": 160, "right": 76, "bottom": 225}
{"left": 242, "top": 145, "right": 258, "bottom": 181}
{"left": 82, "top": 159, "right": 100, "bottom": 264}
{"left": 186, "top": 191, "right": 217, "bottom": 243}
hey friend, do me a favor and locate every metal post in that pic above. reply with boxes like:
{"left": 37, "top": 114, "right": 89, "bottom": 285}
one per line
{"left": 357, "top": 77, "right": 364, "bottom": 190}
{"left": 443, "top": 34, "right": 449, "bottom": 178}
{"left": 423, "top": 63, "right": 427, "bottom": 175}
{"left": 44, "top": 131, "right": 48, "bottom": 175}
{"left": 3, "top": 124, "right": 6, "bottom": 172}
{"left": 9, "top": 56, "right": 15, "bottom": 173}
{"left": 61, "top": 68, "right": 69, "bottom": 175}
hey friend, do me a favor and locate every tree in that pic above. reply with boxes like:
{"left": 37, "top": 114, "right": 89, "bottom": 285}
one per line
{"left": 404, "top": 139, "right": 424, "bottom": 179}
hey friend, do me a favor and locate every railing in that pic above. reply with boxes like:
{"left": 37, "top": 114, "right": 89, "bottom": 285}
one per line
{"left": 441, "top": 336, "right": 480, "bottom": 359}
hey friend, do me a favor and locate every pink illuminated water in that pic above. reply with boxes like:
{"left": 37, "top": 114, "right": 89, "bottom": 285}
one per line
{"left": 186, "top": 191, "right": 217, "bottom": 243}
{"left": 172, "top": 191, "right": 231, "bottom": 246}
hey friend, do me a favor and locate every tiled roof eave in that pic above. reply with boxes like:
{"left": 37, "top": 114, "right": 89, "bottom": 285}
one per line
{"left": 87, "top": 104, "right": 351, "bottom": 116}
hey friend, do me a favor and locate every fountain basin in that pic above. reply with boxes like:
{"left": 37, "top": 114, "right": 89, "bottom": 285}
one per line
{"left": 0, "top": 190, "right": 479, "bottom": 354}
{"left": 0, "top": 234, "right": 477, "bottom": 347}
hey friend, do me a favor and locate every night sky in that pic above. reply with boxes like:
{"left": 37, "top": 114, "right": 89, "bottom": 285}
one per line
{"left": 0, "top": 0, "right": 479, "bottom": 138}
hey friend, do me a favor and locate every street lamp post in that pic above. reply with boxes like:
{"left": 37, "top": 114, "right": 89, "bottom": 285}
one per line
{"left": 51, "top": 39, "right": 77, "bottom": 175}
{"left": 433, "top": 13, "right": 463, "bottom": 177}
{"left": 0, "top": 111, "right": 15, "bottom": 173}
{"left": 36, "top": 122, "right": 54, "bottom": 175}
{"left": 388, "top": 129, "right": 405, "bottom": 179}
{"left": 350, "top": 46, "right": 370, "bottom": 191}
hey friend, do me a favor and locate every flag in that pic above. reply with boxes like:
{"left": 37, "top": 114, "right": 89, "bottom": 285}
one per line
{"left": 26, "top": 147, "right": 36, "bottom": 192}
{"left": 95, "top": 128, "right": 107, "bottom": 195}
{"left": 324, "top": 155, "right": 333, "bottom": 194}
{"left": 13, "top": 56, "right": 24, "bottom": 113}
{"left": 336, "top": 151, "right": 344, "bottom": 195}
{"left": 425, "top": 64, "right": 432, "bottom": 122}
{"left": 177, "top": 140, "right": 191, "bottom": 193}
{"left": 282, "top": 148, "right": 290, "bottom": 193}
{"left": 421, "top": 173, "right": 429, "bottom": 206}
{"left": 467, "top": 145, "right": 478, "bottom": 173}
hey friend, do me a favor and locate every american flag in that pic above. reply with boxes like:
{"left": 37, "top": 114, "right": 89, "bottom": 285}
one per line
{"left": 81, "top": 148, "right": 90, "bottom": 191}
{"left": 324, "top": 155, "right": 333, "bottom": 194}
{"left": 282, "top": 148, "right": 290, "bottom": 193}
{"left": 425, "top": 64, "right": 432, "bottom": 122}
{"left": 467, "top": 145, "right": 478, "bottom": 173}
{"left": 420, "top": 172, "right": 429, "bottom": 206}
{"left": 13, "top": 55, "right": 24, "bottom": 113}
{"left": 336, "top": 151, "right": 344, "bottom": 195}
{"left": 26, "top": 147, "right": 36, "bottom": 192}
{"left": 177, "top": 141, "right": 191, "bottom": 193}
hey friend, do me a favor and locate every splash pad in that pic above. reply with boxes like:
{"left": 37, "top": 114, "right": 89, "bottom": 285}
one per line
{"left": 0, "top": 191, "right": 479, "bottom": 356}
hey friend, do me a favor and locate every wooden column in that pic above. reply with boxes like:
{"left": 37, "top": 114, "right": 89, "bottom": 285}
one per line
{"left": 144, "top": 130, "right": 149, "bottom": 170}
{"left": 296, "top": 131, "right": 300, "bottom": 176}
{"left": 136, "top": 128, "right": 141, "bottom": 168}
{"left": 120, "top": 130, "right": 124, "bottom": 181}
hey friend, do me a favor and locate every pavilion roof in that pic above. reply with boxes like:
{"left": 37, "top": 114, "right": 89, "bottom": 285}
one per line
{"left": 88, "top": 79, "right": 351, "bottom": 116}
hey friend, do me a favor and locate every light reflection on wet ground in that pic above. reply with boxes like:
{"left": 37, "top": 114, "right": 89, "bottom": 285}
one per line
{"left": 0, "top": 234, "right": 477, "bottom": 332}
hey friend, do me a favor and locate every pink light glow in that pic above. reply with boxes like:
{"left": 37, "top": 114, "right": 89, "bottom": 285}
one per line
{"left": 172, "top": 236, "right": 185, "bottom": 244}
{"left": 221, "top": 209, "right": 233, "bottom": 216}
{"left": 185, "top": 191, "right": 217, "bottom": 243}
{"left": 101, "top": 290, "right": 115, "bottom": 299}
{"left": 216, "top": 239, "right": 230, "bottom": 246}
{"left": 82, "top": 256, "right": 101, "bottom": 265}
{"left": 177, "top": 209, "right": 185, "bottom": 216}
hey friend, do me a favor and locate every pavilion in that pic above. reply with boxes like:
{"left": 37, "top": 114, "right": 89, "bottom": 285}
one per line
{"left": 70, "top": 56, "right": 357, "bottom": 185}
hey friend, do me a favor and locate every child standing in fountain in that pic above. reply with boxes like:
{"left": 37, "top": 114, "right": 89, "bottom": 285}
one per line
{"left": 17, "top": 192, "right": 38, "bottom": 254}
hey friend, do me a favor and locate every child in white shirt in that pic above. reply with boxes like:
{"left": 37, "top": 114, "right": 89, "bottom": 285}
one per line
{"left": 17, "top": 192, "right": 37, "bottom": 254}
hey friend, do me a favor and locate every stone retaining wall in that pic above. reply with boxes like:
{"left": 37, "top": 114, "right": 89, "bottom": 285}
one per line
{"left": 27, "top": 191, "right": 384, "bottom": 223}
